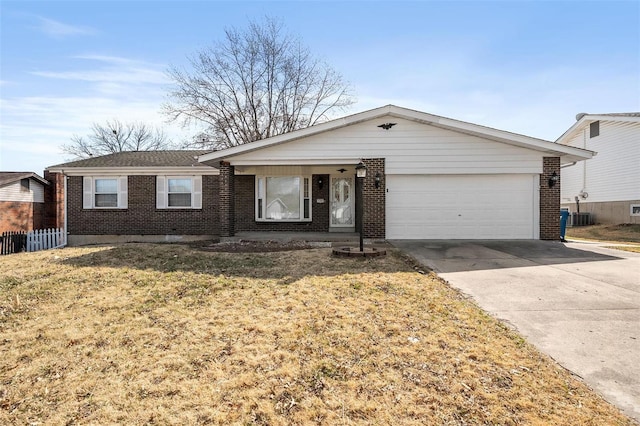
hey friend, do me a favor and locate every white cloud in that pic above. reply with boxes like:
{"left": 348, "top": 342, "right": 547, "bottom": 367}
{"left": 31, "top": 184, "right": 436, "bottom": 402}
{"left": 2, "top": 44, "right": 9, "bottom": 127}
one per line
{"left": 30, "top": 55, "right": 169, "bottom": 86}
{"left": 35, "top": 16, "right": 96, "bottom": 38}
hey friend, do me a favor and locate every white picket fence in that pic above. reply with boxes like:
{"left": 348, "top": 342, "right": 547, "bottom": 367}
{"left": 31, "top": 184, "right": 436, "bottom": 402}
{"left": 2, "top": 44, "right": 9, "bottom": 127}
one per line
{"left": 26, "top": 227, "right": 66, "bottom": 252}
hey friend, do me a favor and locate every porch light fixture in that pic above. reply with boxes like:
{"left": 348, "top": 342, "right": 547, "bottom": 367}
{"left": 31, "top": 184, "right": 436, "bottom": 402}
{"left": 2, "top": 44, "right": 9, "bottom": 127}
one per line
{"left": 317, "top": 175, "right": 324, "bottom": 190}
{"left": 337, "top": 168, "right": 347, "bottom": 173}
{"left": 548, "top": 171, "right": 559, "bottom": 188}
{"left": 375, "top": 172, "right": 381, "bottom": 189}
{"left": 355, "top": 161, "right": 367, "bottom": 252}
{"left": 377, "top": 123, "right": 397, "bottom": 130}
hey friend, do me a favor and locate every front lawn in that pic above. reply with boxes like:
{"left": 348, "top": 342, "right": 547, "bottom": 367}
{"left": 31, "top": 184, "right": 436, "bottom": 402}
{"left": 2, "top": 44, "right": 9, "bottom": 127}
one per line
{"left": 0, "top": 244, "right": 633, "bottom": 425}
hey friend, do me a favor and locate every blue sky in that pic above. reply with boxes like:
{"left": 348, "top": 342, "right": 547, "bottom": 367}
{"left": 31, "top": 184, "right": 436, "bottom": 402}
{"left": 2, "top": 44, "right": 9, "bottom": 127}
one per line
{"left": 1, "top": 0, "right": 638, "bottom": 173}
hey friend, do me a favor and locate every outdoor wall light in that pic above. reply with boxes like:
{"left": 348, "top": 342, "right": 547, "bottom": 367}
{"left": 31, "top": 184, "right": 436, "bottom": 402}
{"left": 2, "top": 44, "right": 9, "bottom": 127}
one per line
{"left": 375, "top": 172, "right": 381, "bottom": 189}
{"left": 317, "top": 176, "right": 324, "bottom": 190}
{"left": 355, "top": 162, "right": 367, "bottom": 178}
{"left": 548, "top": 171, "right": 559, "bottom": 188}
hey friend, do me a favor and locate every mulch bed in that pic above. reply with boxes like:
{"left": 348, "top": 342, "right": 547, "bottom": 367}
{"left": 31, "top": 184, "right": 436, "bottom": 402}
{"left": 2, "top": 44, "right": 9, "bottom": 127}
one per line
{"left": 199, "top": 240, "right": 324, "bottom": 253}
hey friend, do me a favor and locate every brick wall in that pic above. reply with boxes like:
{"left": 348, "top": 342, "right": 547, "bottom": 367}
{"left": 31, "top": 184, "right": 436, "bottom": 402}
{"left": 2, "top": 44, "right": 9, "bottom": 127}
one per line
{"left": 44, "top": 171, "right": 64, "bottom": 229}
{"left": 361, "top": 158, "right": 386, "bottom": 239}
{"left": 234, "top": 174, "right": 330, "bottom": 232}
{"left": 540, "top": 157, "right": 560, "bottom": 240}
{"left": 67, "top": 175, "right": 219, "bottom": 235}
{"left": 219, "top": 163, "right": 235, "bottom": 237}
{"left": 0, "top": 201, "right": 44, "bottom": 232}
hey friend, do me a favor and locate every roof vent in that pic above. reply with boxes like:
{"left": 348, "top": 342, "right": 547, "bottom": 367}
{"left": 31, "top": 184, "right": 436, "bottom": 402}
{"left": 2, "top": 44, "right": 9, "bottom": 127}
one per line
{"left": 576, "top": 112, "right": 588, "bottom": 121}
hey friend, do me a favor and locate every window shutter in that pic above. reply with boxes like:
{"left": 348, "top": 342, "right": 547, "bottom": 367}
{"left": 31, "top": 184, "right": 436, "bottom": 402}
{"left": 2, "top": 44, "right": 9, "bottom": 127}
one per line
{"left": 83, "top": 177, "right": 93, "bottom": 209}
{"left": 193, "top": 176, "right": 202, "bottom": 209}
{"left": 118, "top": 176, "right": 128, "bottom": 209}
{"left": 156, "top": 176, "right": 166, "bottom": 208}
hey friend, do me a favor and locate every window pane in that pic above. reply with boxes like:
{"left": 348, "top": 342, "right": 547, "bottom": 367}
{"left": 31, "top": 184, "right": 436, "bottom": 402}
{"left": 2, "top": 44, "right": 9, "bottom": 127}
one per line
{"left": 266, "top": 177, "right": 300, "bottom": 219}
{"left": 168, "top": 179, "right": 191, "bottom": 193}
{"left": 168, "top": 193, "right": 191, "bottom": 207}
{"left": 95, "top": 194, "right": 117, "bottom": 207}
{"left": 95, "top": 179, "right": 117, "bottom": 193}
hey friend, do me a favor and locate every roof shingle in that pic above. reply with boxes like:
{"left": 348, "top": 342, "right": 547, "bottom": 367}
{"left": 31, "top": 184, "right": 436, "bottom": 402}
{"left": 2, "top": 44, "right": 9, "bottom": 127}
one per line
{"left": 47, "top": 150, "right": 212, "bottom": 169}
{"left": 0, "top": 172, "right": 48, "bottom": 187}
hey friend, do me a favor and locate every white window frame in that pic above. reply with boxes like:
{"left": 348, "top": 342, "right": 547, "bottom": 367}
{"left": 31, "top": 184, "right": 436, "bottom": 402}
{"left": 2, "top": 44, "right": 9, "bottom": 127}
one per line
{"left": 631, "top": 204, "right": 640, "bottom": 217}
{"left": 156, "top": 176, "right": 202, "bottom": 209}
{"left": 255, "top": 175, "right": 311, "bottom": 222}
{"left": 83, "top": 176, "right": 128, "bottom": 209}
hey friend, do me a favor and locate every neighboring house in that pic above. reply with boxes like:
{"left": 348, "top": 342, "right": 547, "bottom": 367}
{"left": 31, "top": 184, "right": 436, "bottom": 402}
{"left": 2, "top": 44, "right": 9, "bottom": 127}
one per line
{"left": 557, "top": 113, "right": 640, "bottom": 224}
{"left": 46, "top": 105, "right": 593, "bottom": 245}
{"left": 0, "top": 172, "right": 49, "bottom": 232}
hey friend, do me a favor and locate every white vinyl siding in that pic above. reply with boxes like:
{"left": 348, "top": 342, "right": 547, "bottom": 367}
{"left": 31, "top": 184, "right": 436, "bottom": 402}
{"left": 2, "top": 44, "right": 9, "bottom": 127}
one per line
{"left": 0, "top": 180, "right": 45, "bottom": 203}
{"left": 561, "top": 121, "right": 640, "bottom": 203}
{"left": 228, "top": 117, "right": 545, "bottom": 175}
{"left": 386, "top": 174, "right": 538, "bottom": 239}
{"left": 82, "top": 176, "right": 127, "bottom": 209}
{"left": 156, "top": 176, "right": 202, "bottom": 209}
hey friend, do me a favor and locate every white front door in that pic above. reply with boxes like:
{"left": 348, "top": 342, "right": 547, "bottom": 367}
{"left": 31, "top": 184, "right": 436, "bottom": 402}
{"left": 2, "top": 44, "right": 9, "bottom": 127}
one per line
{"left": 330, "top": 176, "right": 354, "bottom": 228}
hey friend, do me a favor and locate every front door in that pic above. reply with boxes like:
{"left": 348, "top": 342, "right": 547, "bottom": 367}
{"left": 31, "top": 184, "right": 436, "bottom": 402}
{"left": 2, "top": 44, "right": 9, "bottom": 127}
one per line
{"left": 330, "top": 176, "right": 355, "bottom": 230}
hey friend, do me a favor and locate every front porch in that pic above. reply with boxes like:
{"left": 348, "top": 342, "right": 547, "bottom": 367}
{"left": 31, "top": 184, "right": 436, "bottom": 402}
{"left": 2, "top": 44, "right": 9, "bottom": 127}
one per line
{"left": 216, "top": 159, "right": 386, "bottom": 239}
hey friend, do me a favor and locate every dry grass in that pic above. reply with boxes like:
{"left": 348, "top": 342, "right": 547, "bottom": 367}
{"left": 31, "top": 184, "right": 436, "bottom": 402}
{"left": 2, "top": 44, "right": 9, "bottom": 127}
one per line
{"left": 604, "top": 246, "right": 640, "bottom": 254}
{"left": 0, "top": 244, "right": 633, "bottom": 425}
{"left": 567, "top": 224, "right": 640, "bottom": 244}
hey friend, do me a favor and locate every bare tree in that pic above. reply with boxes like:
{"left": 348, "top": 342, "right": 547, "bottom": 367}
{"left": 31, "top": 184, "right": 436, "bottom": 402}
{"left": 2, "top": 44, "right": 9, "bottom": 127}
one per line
{"left": 163, "top": 17, "right": 355, "bottom": 150}
{"left": 62, "top": 119, "right": 172, "bottom": 159}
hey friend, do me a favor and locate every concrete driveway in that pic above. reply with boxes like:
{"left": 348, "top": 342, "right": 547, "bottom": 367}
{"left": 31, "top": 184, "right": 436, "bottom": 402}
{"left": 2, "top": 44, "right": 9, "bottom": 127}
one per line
{"left": 391, "top": 239, "right": 640, "bottom": 422}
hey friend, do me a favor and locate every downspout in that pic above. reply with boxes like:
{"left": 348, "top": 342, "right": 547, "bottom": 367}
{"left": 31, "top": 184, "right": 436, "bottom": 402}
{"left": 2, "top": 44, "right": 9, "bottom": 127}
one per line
{"left": 561, "top": 162, "right": 577, "bottom": 169}
{"left": 582, "top": 128, "right": 587, "bottom": 196}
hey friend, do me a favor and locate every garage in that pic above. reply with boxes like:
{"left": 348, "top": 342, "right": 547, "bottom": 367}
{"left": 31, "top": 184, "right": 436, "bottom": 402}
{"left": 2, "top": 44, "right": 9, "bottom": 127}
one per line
{"left": 386, "top": 174, "right": 539, "bottom": 239}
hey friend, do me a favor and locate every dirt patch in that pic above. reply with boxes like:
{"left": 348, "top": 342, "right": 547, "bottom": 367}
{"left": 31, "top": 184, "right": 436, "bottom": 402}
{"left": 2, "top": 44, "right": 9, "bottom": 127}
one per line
{"left": 200, "top": 240, "right": 325, "bottom": 253}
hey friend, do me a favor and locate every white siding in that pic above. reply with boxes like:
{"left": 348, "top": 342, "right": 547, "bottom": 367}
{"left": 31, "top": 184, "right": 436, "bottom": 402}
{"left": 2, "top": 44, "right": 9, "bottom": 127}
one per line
{"left": 229, "top": 117, "right": 545, "bottom": 175}
{"left": 561, "top": 121, "right": 640, "bottom": 203}
{"left": 0, "top": 180, "right": 45, "bottom": 203}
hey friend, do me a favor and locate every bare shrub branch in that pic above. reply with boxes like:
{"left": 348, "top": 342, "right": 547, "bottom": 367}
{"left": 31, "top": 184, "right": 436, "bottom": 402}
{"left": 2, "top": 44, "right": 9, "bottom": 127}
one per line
{"left": 62, "top": 119, "right": 173, "bottom": 159}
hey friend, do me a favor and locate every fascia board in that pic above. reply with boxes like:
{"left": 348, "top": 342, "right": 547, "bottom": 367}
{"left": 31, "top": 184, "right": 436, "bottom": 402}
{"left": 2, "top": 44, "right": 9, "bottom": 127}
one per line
{"left": 227, "top": 158, "right": 361, "bottom": 166}
{"left": 45, "top": 166, "right": 220, "bottom": 176}
{"left": 198, "top": 104, "right": 594, "bottom": 164}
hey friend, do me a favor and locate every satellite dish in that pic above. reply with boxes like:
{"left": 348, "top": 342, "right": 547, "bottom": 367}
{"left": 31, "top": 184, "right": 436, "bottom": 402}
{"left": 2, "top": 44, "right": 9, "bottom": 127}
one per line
{"left": 575, "top": 112, "right": 588, "bottom": 121}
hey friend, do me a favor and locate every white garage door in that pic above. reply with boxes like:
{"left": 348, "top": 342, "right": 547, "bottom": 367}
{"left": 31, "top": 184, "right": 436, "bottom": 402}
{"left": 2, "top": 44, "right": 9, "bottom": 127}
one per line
{"left": 386, "top": 174, "right": 538, "bottom": 239}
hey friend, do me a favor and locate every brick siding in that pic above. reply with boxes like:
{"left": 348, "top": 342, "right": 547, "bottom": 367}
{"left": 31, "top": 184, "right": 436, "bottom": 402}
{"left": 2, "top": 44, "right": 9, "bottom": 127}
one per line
{"left": 361, "top": 158, "right": 386, "bottom": 239}
{"left": 0, "top": 201, "right": 44, "bottom": 232}
{"left": 67, "top": 175, "right": 219, "bottom": 235}
{"left": 44, "top": 171, "right": 64, "bottom": 229}
{"left": 219, "top": 163, "right": 235, "bottom": 237}
{"left": 234, "top": 174, "right": 330, "bottom": 232}
{"left": 540, "top": 157, "right": 561, "bottom": 240}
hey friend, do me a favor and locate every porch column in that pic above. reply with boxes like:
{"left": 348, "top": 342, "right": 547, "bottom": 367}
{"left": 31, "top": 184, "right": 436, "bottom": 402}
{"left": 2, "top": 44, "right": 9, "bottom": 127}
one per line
{"left": 219, "top": 162, "right": 235, "bottom": 237}
{"left": 362, "top": 158, "right": 386, "bottom": 239}
{"left": 540, "top": 157, "right": 560, "bottom": 240}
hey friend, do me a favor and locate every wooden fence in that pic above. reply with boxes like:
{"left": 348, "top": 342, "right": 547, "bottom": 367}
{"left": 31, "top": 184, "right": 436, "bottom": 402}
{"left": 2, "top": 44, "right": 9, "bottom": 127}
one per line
{"left": 1, "top": 231, "right": 27, "bottom": 255}
{"left": 1, "top": 228, "right": 66, "bottom": 255}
